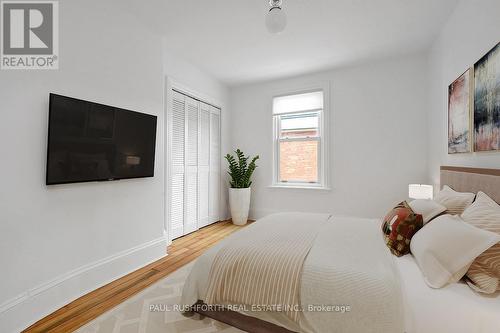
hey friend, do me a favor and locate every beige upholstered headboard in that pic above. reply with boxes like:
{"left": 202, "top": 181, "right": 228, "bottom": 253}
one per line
{"left": 440, "top": 166, "right": 500, "bottom": 204}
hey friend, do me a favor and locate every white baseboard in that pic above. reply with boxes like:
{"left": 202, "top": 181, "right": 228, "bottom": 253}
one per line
{"left": 0, "top": 236, "right": 168, "bottom": 333}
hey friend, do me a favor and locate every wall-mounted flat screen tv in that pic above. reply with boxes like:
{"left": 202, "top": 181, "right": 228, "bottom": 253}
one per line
{"left": 46, "top": 94, "right": 157, "bottom": 185}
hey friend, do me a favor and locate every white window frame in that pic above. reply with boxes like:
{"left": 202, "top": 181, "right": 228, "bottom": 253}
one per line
{"left": 271, "top": 83, "right": 330, "bottom": 190}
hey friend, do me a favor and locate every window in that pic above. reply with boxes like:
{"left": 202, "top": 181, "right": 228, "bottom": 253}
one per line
{"left": 272, "top": 90, "right": 328, "bottom": 188}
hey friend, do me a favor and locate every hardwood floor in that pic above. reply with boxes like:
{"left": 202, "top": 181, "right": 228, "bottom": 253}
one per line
{"left": 23, "top": 220, "right": 249, "bottom": 333}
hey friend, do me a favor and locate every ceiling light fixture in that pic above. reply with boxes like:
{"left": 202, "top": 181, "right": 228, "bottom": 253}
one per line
{"left": 265, "top": 0, "right": 287, "bottom": 34}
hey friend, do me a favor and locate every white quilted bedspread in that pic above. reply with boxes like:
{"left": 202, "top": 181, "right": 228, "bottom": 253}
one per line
{"left": 299, "top": 215, "right": 404, "bottom": 333}
{"left": 181, "top": 213, "right": 404, "bottom": 333}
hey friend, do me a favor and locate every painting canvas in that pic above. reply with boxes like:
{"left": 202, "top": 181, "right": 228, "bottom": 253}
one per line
{"left": 448, "top": 69, "right": 471, "bottom": 153}
{"left": 474, "top": 42, "right": 500, "bottom": 152}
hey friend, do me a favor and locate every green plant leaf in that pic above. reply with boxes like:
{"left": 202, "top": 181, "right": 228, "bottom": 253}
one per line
{"left": 224, "top": 150, "right": 259, "bottom": 188}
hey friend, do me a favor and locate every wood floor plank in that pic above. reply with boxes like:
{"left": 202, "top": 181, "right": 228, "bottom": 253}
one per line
{"left": 167, "top": 228, "right": 239, "bottom": 255}
{"left": 170, "top": 222, "right": 231, "bottom": 247}
{"left": 153, "top": 227, "right": 241, "bottom": 272}
{"left": 22, "top": 220, "right": 249, "bottom": 333}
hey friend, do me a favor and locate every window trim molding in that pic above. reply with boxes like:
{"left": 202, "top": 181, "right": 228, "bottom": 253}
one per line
{"left": 271, "top": 81, "right": 330, "bottom": 189}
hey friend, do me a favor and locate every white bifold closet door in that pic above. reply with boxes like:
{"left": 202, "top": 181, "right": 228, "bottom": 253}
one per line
{"left": 198, "top": 103, "right": 211, "bottom": 228}
{"left": 209, "top": 108, "right": 220, "bottom": 224}
{"left": 170, "top": 90, "right": 220, "bottom": 239}
{"left": 170, "top": 91, "right": 185, "bottom": 239}
{"left": 185, "top": 97, "right": 199, "bottom": 235}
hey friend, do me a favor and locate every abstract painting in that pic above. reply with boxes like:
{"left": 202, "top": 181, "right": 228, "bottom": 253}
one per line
{"left": 448, "top": 69, "right": 471, "bottom": 153}
{"left": 474, "top": 42, "right": 500, "bottom": 152}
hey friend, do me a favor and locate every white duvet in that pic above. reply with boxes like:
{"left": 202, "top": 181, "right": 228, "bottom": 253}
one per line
{"left": 181, "top": 213, "right": 404, "bottom": 333}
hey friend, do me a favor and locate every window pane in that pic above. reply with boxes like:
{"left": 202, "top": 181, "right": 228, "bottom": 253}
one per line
{"left": 280, "top": 112, "right": 319, "bottom": 138}
{"left": 273, "top": 91, "right": 323, "bottom": 114}
{"left": 279, "top": 140, "right": 318, "bottom": 183}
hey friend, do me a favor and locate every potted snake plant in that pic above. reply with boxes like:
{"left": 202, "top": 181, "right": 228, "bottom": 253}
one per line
{"left": 225, "top": 149, "right": 259, "bottom": 225}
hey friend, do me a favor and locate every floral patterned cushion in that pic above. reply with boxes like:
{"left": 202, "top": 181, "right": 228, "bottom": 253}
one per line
{"left": 382, "top": 201, "right": 423, "bottom": 257}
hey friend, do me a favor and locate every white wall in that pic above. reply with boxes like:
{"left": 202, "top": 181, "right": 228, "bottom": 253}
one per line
{"left": 427, "top": 0, "right": 500, "bottom": 187}
{"left": 0, "top": 1, "right": 228, "bottom": 331}
{"left": 163, "top": 45, "right": 230, "bottom": 106}
{"left": 162, "top": 45, "right": 231, "bottom": 222}
{"left": 229, "top": 54, "right": 429, "bottom": 219}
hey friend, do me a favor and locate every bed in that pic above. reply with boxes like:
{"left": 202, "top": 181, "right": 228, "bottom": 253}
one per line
{"left": 180, "top": 166, "right": 500, "bottom": 333}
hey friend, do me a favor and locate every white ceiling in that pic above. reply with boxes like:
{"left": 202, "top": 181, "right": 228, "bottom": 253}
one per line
{"left": 122, "top": 0, "right": 459, "bottom": 86}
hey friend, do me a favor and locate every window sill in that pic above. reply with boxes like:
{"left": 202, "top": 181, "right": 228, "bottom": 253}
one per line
{"left": 268, "top": 184, "right": 331, "bottom": 191}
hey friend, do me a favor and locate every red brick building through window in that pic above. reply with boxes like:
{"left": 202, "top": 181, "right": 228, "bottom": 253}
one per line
{"left": 279, "top": 130, "right": 318, "bottom": 183}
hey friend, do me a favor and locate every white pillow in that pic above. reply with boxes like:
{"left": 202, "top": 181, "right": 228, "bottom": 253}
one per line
{"left": 433, "top": 185, "right": 475, "bottom": 215}
{"left": 410, "top": 214, "right": 500, "bottom": 288}
{"left": 461, "top": 191, "right": 500, "bottom": 293}
{"left": 409, "top": 199, "right": 447, "bottom": 224}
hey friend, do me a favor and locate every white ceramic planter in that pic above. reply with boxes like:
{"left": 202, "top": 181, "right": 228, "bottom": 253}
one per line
{"left": 229, "top": 187, "right": 251, "bottom": 225}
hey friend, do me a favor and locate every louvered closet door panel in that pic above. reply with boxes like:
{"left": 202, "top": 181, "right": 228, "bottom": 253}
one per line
{"left": 198, "top": 169, "right": 209, "bottom": 228}
{"left": 198, "top": 103, "right": 211, "bottom": 228}
{"left": 172, "top": 93, "right": 185, "bottom": 172}
{"left": 185, "top": 97, "right": 199, "bottom": 234}
{"left": 170, "top": 174, "right": 184, "bottom": 239}
{"left": 170, "top": 91, "right": 185, "bottom": 239}
{"left": 186, "top": 98, "right": 199, "bottom": 166}
{"left": 200, "top": 104, "right": 210, "bottom": 166}
{"left": 185, "top": 171, "right": 198, "bottom": 234}
{"left": 209, "top": 109, "right": 221, "bottom": 223}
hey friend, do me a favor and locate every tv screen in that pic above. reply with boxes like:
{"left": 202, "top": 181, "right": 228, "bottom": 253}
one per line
{"left": 46, "top": 94, "right": 157, "bottom": 185}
